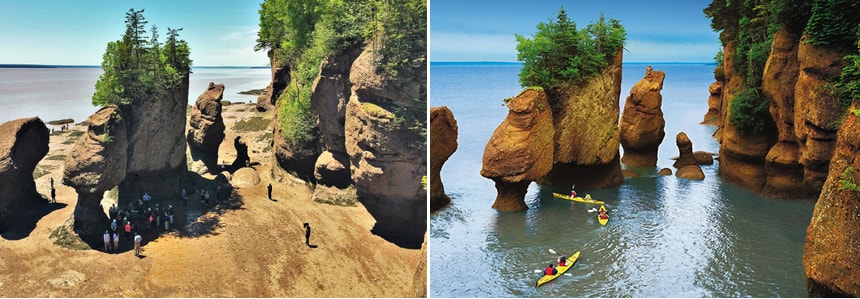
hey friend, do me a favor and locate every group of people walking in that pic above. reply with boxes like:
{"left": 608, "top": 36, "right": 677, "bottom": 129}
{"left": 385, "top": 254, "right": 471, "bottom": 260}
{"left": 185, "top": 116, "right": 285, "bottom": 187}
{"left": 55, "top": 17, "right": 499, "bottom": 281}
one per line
{"left": 104, "top": 192, "right": 176, "bottom": 255}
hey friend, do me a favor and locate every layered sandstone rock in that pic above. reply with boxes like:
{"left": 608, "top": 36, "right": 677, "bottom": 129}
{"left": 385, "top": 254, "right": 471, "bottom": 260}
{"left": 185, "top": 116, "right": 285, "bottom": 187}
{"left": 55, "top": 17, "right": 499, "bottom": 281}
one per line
{"left": 481, "top": 88, "right": 554, "bottom": 211}
{"left": 187, "top": 82, "right": 226, "bottom": 170}
{"left": 803, "top": 101, "right": 860, "bottom": 297}
{"left": 0, "top": 117, "right": 49, "bottom": 230}
{"left": 125, "top": 77, "right": 188, "bottom": 174}
{"left": 232, "top": 167, "right": 261, "bottom": 188}
{"left": 64, "top": 107, "right": 129, "bottom": 195}
{"left": 272, "top": 120, "right": 320, "bottom": 182}
{"left": 673, "top": 132, "right": 696, "bottom": 169}
{"left": 430, "top": 106, "right": 458, "bottom": 211}
{"left": 345, "top": 46, "right": 426, "bottom": 248}
{"left": 676, "top": 165, "right": 705, "bottom": 181}
{"left": 539, "top": 51, "right": 624, "bottom": 189}
{"left": 702, "top": 81, "right": 723, "bottom": 125}
{"left": 621, "top": 66, "right": 666, "bottom": 167}
{"left": 232, "top": 136, "right": 250, "bottom": 171}
{"left": 256, "top": 49, "right": 290, "bottom": 112}
{"left": 311, "top": 47, "right": 362, "bottom": 188}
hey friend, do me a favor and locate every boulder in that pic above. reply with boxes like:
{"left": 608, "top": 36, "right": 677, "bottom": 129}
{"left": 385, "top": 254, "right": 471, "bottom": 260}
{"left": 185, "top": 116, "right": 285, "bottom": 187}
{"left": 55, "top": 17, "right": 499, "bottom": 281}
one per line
{"left": 673, "top": 132, "right": 697, "bottom": 169}
{"left": 676, "top": 165, "right": 705, "bottom": 181}
{"left": 539, "top": 50, "right": 624, "bottom": 189}
{"left": 187, "top": 82, "right": 226, "bottom": 169}
{"left": 430, "top": 106, "right": 458, "bottom": 211}
{"left": 693, "top": 151, "right": 715, "bottom": 165}
{"left": 313, "top": 151, "right": 351, "bottom": 188}
{"left": 620, "top": 66, "right": 666, "bottom": 167}
{"left": 480, "top": 88, "right": 554, "bottom": 211}
{"left": 63, "top": 106, "right": 128, "bottom": 195}
{"left": 658, "top": 168, "right": 673, "bottom": 176}
{"left": 345, "top": 45, "right": 427, "bottom": 248}
{"left": 0, "top": 117, "right": 50, "bottom": 230}
{"left": 231, "top": 167, "right": 261, "bottom": 188}
{"left": 256, "top": 49, "right": 290, "bottom": 112}
{"left": 232, "top": 136, "right": 250, "bottom": 171}
{"left": 803, "top": 100, "right": 860, "bottom": 297}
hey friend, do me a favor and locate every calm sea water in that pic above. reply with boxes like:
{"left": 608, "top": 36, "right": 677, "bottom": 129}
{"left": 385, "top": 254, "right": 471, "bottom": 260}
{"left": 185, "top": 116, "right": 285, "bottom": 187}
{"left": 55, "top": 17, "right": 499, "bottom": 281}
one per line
{"left": 429, "top": 62, "right": 816, "bottom": 297}
{"left": 0, "top": 67, "right": 270, "bottom": 126}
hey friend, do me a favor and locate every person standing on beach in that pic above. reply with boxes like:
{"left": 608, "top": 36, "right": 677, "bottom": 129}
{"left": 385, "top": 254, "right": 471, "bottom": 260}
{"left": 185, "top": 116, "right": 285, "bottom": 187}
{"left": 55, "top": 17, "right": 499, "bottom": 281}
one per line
{"left": 181, "top": 189, "right": 187, "bottom": 207}
{"left": 303, "top": 223, "right": 311, "bottom": 246}
{"left": 267, "top": 183, "right": 273, "bottom": 201}
{"left": 113, "top": 231, "right": 119, "bottom": 251}
{"left": 133, "top": 233, "right": 142, "bottom": 256}
{"left": 50, "top": 185, "right": 56, "bottom": 204}
{"left": 103, "top": 230, "right": 111, "bottom": 252}
{"left": 50, "top": 177, "right": 54, "bottom": 189}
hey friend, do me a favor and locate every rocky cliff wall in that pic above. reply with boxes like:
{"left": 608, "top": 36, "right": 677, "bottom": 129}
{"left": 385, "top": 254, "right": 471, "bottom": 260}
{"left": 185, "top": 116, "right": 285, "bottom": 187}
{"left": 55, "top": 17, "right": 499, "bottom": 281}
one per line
{"left": 125, "top": 76, "right": 189, "bottom": 175}
{"left": 345, "top": 46, "right": 426, "bottom": 248}
{"left": 803, "top": 101, "right": 860, "bottom": 297}
{"left": 430, "top": 106, "right": 457, "bottom": 212}
{"left": 539, "top": 51, "right": 624, "bottom": 189}
{"left": 256, "top": 50, "right": 290, "bottom": 112}
{"left": 480, "top": 89, "right": 554, "bottom": 211}
{"left": 0, "top": 117, "right": 49, "bottom": 230}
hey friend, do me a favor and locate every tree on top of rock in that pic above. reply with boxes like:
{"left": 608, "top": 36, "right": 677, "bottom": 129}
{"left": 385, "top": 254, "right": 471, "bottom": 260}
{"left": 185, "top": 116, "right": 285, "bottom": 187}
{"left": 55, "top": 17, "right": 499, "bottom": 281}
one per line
{"left": 515, "top": 7, "right": 626, "bottom": 91}
{"left": 93, "top": 8, "right": 192, "bottom": 107}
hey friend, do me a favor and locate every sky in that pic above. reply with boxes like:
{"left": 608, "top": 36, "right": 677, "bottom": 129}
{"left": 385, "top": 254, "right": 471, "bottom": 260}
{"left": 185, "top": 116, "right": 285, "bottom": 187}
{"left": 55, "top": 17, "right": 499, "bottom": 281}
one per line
{"left": 430, "top": 0, "right": 721, "bottom": 62}
{"left": 0, "top": 0, "right": 269, "bottom": 66}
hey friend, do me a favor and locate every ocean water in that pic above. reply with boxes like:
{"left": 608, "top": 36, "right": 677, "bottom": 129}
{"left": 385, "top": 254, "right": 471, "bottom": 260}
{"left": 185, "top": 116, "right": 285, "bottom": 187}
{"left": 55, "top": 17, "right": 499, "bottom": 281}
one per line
{"left": 429, "top": 62, "right": 816, "bottom": 297}
{"left": 0, "top": 67, "right": 270, "bottom": 126}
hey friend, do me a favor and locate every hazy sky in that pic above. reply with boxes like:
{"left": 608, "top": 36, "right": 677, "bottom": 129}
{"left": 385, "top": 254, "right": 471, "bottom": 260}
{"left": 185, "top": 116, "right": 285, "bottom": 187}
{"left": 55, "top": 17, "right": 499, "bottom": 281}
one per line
{"left": 0, "top": 0, "right": 269, "bottom": 66}
{"left": 430, "top": 0, "right": 721, "bottom": 62}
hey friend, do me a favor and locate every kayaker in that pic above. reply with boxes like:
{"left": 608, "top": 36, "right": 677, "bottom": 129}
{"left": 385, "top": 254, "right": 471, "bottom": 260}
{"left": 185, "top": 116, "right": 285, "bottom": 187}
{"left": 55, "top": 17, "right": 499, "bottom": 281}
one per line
{"left": 557, "top": 256, "right": 567, "bottom": 267}
{"left": 599, "top": 207, "right": 608, "bottom": 219}
{"left": 544, "top": 264, "right": 558, "bottom": 275}
{"left": 570, "top": 185, "right": 577, "bottom": 198}
{"left": 585, "top": 193, "right": 592, "bottom": 200}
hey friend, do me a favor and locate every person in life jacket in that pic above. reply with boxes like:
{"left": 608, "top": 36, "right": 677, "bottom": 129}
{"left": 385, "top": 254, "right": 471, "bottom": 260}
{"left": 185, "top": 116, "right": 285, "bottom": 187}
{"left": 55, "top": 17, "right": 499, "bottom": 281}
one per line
{"left": 544, "top": 264, "right": 558, "bottom": 275}
{"left": 557, "top": 256, "right": 567, "bottom": 267}
{"left": 570, "top": 184, "right": 577, "bottom": 198}
{"left": 599, "top": 206, "right": 608, "bottom": 219}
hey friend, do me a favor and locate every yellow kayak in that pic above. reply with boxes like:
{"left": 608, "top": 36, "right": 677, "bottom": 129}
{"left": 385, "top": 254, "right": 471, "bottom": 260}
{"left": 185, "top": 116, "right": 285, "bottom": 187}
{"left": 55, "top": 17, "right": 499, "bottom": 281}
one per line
{"left": 598, "top": 205, "right": 608, "bottom": 226}
{"left": 536, "top": 251, "right": 580, "bottom": 287}
{"left": 552, "top": 192, "right": 604, "bottom": 205}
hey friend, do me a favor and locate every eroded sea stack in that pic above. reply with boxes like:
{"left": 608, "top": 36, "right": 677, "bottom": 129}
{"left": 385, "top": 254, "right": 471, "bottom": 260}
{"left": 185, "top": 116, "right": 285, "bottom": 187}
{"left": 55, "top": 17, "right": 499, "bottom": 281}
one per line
{"left": 0, "top": 117, "right": 50, "bottom": 230}
{"left": 187, "top": 82, "right": 226, "bottom": 172}
{"left": 429, "top": 106, "right": 458, "bottom": 211}
{"left": 620, "top": 66, "right": 666, "bottom": 167}
{"left": 803, "top": 100, "right": 860, "bottom": 297}
{"left": 480, "top": 88, "right": 554, "bottom": 211}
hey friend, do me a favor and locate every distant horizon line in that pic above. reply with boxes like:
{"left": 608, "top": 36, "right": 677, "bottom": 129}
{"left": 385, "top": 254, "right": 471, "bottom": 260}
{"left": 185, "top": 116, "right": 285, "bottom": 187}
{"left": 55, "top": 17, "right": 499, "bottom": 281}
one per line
{"left": 0, "top": 64, "right": 270, "bottom": 69}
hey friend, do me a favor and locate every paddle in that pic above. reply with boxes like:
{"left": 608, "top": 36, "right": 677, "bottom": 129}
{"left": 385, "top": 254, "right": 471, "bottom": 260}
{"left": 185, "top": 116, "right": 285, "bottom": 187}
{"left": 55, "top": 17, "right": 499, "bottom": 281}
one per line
{"left": 534, "top": 249, "right": 561, "bottom": 274}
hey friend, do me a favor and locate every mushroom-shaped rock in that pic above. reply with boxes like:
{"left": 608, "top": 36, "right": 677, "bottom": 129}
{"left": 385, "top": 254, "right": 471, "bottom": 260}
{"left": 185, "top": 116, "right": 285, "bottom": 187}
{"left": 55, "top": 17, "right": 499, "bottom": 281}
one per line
{"left": 481, "top": 88, "right": 554, "bottom": 211}
{"left": 63, "top": 106, "right": 129, "bottom": 195}
{"left": 232, "top": 136, "right": 250, "bottom": 171}
{"left": 676, "top": 165, "right": 705, "bottom": 181}
{"left": 187, "top": 82, "right": 226, "bottom": 169}
{"left": 430, "top": 106, "right": 458, "bottom": 211}
{"left": 0, "top": 117, "right": 50, "bottom": 230}
{"left": 673, "top": 132, "right": 696, "bottom": 169}
{"left": 620, "top": 66, "right": 666, "bottom": 167}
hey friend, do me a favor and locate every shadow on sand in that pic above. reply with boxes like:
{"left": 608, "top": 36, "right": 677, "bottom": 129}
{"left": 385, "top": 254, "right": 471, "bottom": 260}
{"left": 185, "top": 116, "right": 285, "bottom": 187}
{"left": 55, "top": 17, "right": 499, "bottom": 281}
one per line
{"left": 1, "top": 201, "right": 66, "bottom": 241}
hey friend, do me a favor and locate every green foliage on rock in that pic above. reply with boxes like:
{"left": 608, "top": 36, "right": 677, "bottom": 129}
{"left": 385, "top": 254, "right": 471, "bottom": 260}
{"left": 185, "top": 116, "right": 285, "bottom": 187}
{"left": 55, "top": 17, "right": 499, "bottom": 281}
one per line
{"left": 516, "top": 8, "right": 626, "bottom": 90}
{"left": 729, "top": 87, "right": 772, "bottom": 135}
{"left": 837, "top": 26, "right": 860, "bottom": 111}
{"left": 838, "top": 166, "right": 860, "bottom": 194}
{"left": 804, "top": 0, "right": 860, "bottom": 52}
{"left": 92, "top": 9, "right": 191, "bottom": 107}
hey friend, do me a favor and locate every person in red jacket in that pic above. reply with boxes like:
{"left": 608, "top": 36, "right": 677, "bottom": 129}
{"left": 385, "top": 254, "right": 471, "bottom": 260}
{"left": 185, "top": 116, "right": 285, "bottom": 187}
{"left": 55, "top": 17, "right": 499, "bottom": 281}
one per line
{"left": 544, "top": 264, "right": 557, "bottom": 275}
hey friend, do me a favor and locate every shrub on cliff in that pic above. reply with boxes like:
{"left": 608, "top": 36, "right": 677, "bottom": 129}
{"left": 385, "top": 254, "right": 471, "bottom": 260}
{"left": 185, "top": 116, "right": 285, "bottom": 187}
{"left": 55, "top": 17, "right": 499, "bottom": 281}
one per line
{"left": 515, "top": 8, "right": 626, "bottom": 90}
{"left": 93, "top": 9, "right": 192, "bottom": 107}
{"left": 729, "top": 87, "right": 772, "bottom": 135}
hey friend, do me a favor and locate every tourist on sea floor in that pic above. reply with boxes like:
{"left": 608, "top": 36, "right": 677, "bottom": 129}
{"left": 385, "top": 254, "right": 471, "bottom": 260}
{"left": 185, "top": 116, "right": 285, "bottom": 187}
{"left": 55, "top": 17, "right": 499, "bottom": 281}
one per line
{"left": 103, "top": 230, "right": 111, "bottom": 252}
{"left": 181, "top": 189, "right": 187, "bottom": 207}
{"left": 134, "top": 233, "right": 142, "bottom": 256}
{"left": 124, "top": 220, "right": 132, "bottom": 240}
{"left": 110, "top": 219, "right": 117, "bottom": 234}
{"left": 304, "top": 223, "right": 311, "bottom": 246}
{"left": 267, "top": 183, "right": 273, "bottom": 200}
{"left": 50, "top": 186, "right": 56, "bottom": 203}
{"left": 163, "top": 209, "right": 170, "bottom": 231}
{"left": 113, "top": 232, "right": 119, "bottom": 252}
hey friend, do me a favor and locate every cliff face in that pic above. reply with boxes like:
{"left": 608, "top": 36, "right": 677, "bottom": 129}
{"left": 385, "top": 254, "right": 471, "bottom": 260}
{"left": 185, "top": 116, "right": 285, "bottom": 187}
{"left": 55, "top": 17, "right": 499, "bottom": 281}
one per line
{"left": 539, "top": 51, "right": 624, "bottom": 189}
{"left": 803, "top": 101, "right": 860, "bottom": 297}
{"left": 0, "top": 117, "right": 49, "bottom": 230}
{"left": 345, "top": 46, "right": 427, "bottom": 248}
{"left": 125, "top": 76, "right": 189, "bottom": 175}
{"left": 620, "top": 66, "right": 666, "bottom": 167}
{"left": 256, "top": 50, "right": 290, "bottom": 112}
{"left": 429, "top": 106, "right": 458, "bottom": 212}
{"left": 480, "top": 89, "right": 554, "bottom": 211}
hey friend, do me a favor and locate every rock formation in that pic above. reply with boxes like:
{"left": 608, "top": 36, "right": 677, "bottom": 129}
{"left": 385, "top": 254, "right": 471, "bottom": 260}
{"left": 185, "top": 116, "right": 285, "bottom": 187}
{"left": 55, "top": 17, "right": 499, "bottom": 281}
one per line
{"left": 272, "top": 121, "right": 321, "bottom": 182}
{"left": 311, "top": 47, "right": 362, "bottom": 188}
{"left": 0, "top": 117, "right": 49, "bottom": 230}
{"left": 480, "top": 88, "right": 554, "bottom": 211}
{"left": 673, "top": 132, "right": 697, "bottom": 169}
{"left": 256, "top": 49, "right": 290, "bottom": 112}
{"left": 676, "top": 165, "right": 705, "bottom": 181}
{"left": 658, "top": 168, "right": 673, "bottom": 176}
{"left": 539, "top": 51, "right": 624, "bottom": 189}
{"left": 232, "top": 136, "right": 250, "bottom": 171}
{"left": 187, "top": 82, "right": 226, "bottom": 171}
{"left": 231, "top": 167, "right": 261, "bottom": 188}
{"left": 693, "top": 151, "right": 715, "bottom": 165}
{"left": 63, "top": 76, "right": 188, "bottom": 245}
{"left": 803, "top": 101, "right": 860, "bottom": 297}
{"left": 620, "top": 66, "right": 666, "bottom": 167}
{"left": 345, "top": 45, "right": 427, "bottom": 248}
{"left": 703, "top": 81, "right": 723, "bottom": 125}
{"left": 430, "top": 106, "right": 458, "bottom": 211}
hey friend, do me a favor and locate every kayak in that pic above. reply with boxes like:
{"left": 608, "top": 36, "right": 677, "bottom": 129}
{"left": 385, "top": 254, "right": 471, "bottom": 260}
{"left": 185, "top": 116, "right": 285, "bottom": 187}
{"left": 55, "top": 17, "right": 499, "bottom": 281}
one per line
{"left": 552, "top": 192, "right": 604, "bottom": 205}
{"left": 536, "top": 251, "right": 580, "bottom": 287}
{"left": 598, "top": 205, "right": 608, "bottom": 226}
